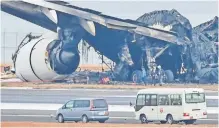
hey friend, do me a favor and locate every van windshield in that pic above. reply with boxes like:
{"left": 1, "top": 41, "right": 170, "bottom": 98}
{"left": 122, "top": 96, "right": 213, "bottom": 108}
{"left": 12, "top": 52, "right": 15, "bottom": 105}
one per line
{"left": 93, "top": 99, "right": 108, "bottom": 108}
{"left": 185, "top": 93, "right": 205, "bottom": 103}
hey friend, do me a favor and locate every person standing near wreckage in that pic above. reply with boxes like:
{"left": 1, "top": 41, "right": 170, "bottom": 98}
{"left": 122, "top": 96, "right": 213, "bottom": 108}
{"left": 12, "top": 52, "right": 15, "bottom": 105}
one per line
{"left": 157, "top": 65, "right": 164, "bottom": 86}
{"left": 151, "top": 63, "right": 157, "bottom": 86}
{"left": 151, "top": 64, "right": 164, "bottom": 86}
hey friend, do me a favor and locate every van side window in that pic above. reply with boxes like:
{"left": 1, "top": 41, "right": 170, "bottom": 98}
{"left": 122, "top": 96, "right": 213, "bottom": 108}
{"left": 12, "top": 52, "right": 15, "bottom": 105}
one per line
{"left": 170, "top": 94, "right": 182, "bottom": 105}
{"left": 93, "top": 99, "right": 107, "bottom": 108}
{"left": 158, "top": 95, "right": 169, "bottom": 105}
{"left": 136, "top": 94, "right": 145, "bottom": 105}
{"left": 65, "top": 100, "right": 74, "bottom": 108}
{"left": 74, "top": 100, "right": 90, "bottom": 108}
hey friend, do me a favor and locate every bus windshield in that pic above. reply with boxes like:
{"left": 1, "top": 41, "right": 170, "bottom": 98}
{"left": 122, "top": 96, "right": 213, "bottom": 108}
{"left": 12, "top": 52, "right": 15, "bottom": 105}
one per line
{"left": 185, "top": 93, "right": 205, "bottom": 103}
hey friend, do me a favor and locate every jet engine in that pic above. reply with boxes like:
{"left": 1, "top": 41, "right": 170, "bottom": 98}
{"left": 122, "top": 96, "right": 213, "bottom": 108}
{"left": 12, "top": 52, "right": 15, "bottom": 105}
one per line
{"left": 13, "top": 32, "right": 80, "bottom": 82}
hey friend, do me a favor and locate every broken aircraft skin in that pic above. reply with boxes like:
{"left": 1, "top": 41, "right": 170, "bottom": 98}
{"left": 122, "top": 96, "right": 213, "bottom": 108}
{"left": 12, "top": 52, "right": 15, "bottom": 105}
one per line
{"left": 2, "top": 1, "right": 217, "bottom": 84}
{"left": 191, "top": 16, "right": 218, "bottom": 84}
{"left": 135, "top": 10, "right": 218, "bottom": 84}
{"left": 126, "top": 9, "right": 194, "bottom": 83}
{"left": 1, "top": 0, "right": 186, "bottom": 82}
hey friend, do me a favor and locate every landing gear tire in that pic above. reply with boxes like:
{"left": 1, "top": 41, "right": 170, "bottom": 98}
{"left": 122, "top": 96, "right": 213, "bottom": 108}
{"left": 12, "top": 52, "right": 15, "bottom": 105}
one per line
{"left": 164, "top": 70, "right": 174, "bottom": 83}
{"left": 58, "top": 114, "right": 64, "bottom": 123}
{"left": 166, "top": 114, "right": 174, "bottom": 124}
{"left": 132, "top": 70, "right": 143, "bottom": 83}
{"left": 82, "top": 115, "right": 89, "bottom": 123}
{"left": 140, "top": 114, "right": 148, "bottom": 124}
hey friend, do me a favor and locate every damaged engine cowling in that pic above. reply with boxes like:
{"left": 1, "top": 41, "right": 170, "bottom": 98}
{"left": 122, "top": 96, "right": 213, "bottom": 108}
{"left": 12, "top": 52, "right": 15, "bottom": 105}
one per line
{"left": 14, "top": 32, "right": 80, "bottom": 82}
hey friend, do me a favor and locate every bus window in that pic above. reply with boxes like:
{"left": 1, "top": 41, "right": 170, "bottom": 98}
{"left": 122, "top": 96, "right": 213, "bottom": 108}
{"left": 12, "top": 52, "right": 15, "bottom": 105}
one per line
{"left": 145, "top": 94, "right": 150, "bottom": 106}
{"left": 150, "top": 94, "right": 157, "bottom": 106}
{"left": 136, "top": 94, "right": 145, "bottom": 105}
{"left": 135, "top": 94, "right": 145, "bottom": 111}
{"left": 158, "top": 95, "right": 169, "bottom": 105}
{"left": 185, "top": 93, "right": 205, "bottom": 103}
{"left": 170, "top": 94, "right": 182, "bottom": 105}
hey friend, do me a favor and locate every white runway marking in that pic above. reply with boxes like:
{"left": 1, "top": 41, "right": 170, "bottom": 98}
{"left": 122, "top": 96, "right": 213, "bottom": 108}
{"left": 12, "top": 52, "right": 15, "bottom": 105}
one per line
{"left": 1, "top": 103, "right": 218, "bottom": 114}
{"left": 0, "top": 78, "right": 22, "bottom": 83}
{"left": 1, "top": 87, "right": 33, "bottom": 89}
{"left": 2, "top": 115, "right": 51, "bottom": 117}
{"left": 205, "top": 96, "right": 219, "bottom": 100}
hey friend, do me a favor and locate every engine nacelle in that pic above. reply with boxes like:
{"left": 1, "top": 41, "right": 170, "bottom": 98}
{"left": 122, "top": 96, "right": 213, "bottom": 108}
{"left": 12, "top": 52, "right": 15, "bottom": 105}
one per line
{"left": 14, "top": 32, "right": 80, "bottom": 82}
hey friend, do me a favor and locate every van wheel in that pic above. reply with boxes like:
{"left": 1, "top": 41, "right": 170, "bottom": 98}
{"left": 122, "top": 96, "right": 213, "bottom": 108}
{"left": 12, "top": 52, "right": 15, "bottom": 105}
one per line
{"left": 99, "top": 120, "right": 106, "bottom": 123}
{"left": 166, "top": 115, "right": 174, "bottom": 124}
{"left": 58, "top": 114, "right": 64, "bottom": 123}
{"left": 140, "top": 114, "right": 148, "bottom": 124}
{"left": 82, "top": 115, "right": 89, "bottom": 123}
{"left": 184, "top": 119, "right": 196, "bottom": 124}
{"left": 160, "top": 121, "right": 167, "bottom": 124}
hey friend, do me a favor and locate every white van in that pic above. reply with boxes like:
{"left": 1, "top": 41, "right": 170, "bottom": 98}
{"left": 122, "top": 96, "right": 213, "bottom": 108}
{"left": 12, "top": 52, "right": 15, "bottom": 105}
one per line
{"left": 134, "top": 88, "right": 207, "bottom": 124}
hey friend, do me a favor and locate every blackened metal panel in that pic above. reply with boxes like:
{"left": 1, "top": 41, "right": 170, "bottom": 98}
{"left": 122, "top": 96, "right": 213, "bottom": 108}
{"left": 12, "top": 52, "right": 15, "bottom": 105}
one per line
{"left": 1, "top": 1, "right": 57, "bottom": 32}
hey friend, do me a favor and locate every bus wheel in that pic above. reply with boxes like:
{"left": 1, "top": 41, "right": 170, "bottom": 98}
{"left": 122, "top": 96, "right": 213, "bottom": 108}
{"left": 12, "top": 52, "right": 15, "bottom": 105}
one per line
{"left": 160, "top": 121, "right": 167, "bottom": 124}
{"left": 184, "top": 119, "right": 196, "bottom": 125}
{"left": 166, "top": 114, "right": 174, "bottom": 124}
{"left": 140, "top": 114, "right": 148, "bottom": 124}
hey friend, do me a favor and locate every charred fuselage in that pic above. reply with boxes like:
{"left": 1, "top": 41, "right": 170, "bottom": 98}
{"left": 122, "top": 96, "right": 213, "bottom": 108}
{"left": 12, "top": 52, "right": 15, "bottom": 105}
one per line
{"left": 1, "top": 1, "right": 192, "bottom": 82}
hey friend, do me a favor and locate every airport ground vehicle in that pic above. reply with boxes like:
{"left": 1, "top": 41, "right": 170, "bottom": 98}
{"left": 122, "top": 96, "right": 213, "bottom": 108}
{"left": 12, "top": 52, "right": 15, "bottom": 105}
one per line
{"left": 55, "top": 98, "right": 109, "bottom": 123}
{"left": 134, "top": 88, "right": 207, "bottom": 124}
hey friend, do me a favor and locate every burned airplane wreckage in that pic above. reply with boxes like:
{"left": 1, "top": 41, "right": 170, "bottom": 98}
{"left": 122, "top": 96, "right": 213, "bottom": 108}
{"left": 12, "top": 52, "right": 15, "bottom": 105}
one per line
{"left": 191, "top": 16, "right": 218, "bottom": 83}
{"left": 1, "top": 1, "right": 218, "bottom": 84}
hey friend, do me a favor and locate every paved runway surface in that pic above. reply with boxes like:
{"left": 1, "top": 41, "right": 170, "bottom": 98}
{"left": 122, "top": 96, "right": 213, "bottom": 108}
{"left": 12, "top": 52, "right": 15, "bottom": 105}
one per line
{"left": 1, "top": 109, "right": 218, "bottom": 124}
{"left": 1, "top": 88, "right": 218, "bottom": 106}
{"left": 1, "top": 88, "right": 218, "bottom": 124}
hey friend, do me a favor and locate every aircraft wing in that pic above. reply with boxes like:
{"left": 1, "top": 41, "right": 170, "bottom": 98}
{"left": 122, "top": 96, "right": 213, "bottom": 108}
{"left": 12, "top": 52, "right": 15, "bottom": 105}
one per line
{"left": 1, "top": 0, "right": 183, "bottom": 45}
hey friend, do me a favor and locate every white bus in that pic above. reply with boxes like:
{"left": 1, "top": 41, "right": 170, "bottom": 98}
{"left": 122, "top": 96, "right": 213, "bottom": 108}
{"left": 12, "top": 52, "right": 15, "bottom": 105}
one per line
{"left": 134, "top": 88, "right": 207, "bottom": 124}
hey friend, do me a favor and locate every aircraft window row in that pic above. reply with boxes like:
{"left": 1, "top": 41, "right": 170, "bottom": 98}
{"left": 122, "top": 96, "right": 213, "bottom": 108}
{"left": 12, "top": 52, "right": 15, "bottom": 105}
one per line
{"left": 137, "top": 94, "right": 182, "bottom": 106}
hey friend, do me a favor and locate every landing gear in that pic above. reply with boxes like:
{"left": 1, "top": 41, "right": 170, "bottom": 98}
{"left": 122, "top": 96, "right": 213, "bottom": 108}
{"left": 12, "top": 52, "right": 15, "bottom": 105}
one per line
{"left": 164, "top": 70, "right": 174, "bottom": 83}
{"left": 131, "top": 70, "right": 143, "bottom": 83}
